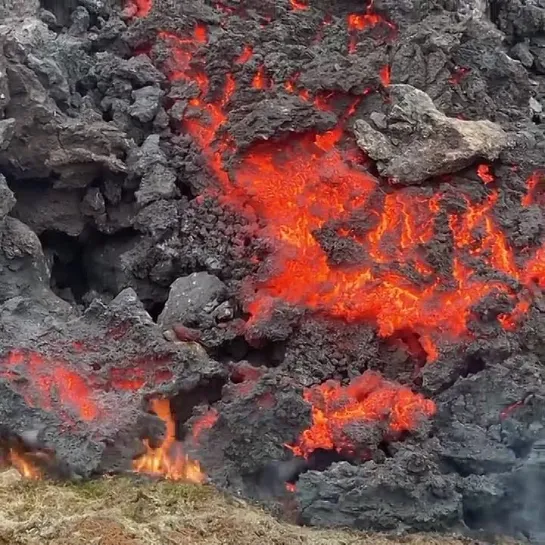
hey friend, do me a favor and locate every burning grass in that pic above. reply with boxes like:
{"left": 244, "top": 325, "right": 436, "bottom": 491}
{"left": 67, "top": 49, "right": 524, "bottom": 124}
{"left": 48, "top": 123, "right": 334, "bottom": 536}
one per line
{"left": 0, "top": 470, "right": 518, "bottom": 545}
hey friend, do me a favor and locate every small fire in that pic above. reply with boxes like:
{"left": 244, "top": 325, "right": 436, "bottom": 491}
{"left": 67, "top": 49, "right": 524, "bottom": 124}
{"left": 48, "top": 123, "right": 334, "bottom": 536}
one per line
{"left": 7, "top": 449, "right": 42, "bottom": 479}
{"left": 289, "top": 371, "right": 436, "bottom": 458}
{"left": 133, "top": 398, "right": 206, "bottom": 483}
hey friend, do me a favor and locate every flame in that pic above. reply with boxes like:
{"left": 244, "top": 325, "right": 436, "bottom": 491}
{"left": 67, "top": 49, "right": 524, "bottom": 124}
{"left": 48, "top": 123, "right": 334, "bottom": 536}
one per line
{"left": 133, "top": 398, "right": 206, "bottom": 483}
{"left": 7, "top": 449, "right": 42, "bottom": 479}
{"left": 289, "top": 371, "right": 436, "bottom": 458}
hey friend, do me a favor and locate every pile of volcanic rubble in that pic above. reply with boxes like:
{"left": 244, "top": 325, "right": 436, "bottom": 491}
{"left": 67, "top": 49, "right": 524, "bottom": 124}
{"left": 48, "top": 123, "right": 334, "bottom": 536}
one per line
{"left": 2, "top": 0, "right": 545, "bottom": 541}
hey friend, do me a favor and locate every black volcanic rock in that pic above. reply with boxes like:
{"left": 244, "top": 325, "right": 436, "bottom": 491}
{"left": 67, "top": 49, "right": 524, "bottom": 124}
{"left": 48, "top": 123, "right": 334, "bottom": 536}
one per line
{"left": 1, "top": 0, "right": 545, "bottom": 542}
{"left": 296, "top": 449, "right": 463, "bottom": 532}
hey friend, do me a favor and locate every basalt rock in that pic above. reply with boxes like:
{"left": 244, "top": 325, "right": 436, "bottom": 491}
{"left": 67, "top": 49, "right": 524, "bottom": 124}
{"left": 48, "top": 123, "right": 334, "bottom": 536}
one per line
{"left": 0, "top": 288, "right": 227, "bottom": 477}
{"left": 1, "top": 0, "right": 545, "bottom": 543}
{"left": 296, "top": 450, "right": 463, "bottom": 532}
{"left": 354, "top": 84, "right": 508, "bottom": 184}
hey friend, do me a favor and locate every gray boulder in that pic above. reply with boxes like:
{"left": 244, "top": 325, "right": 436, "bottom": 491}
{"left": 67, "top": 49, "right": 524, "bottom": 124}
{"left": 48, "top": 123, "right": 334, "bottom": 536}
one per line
{"left": 158, "top": 272, "right": 228, "bottom": 329}
{"left": 354, "top": 84, "right": 508, "bottom": 184}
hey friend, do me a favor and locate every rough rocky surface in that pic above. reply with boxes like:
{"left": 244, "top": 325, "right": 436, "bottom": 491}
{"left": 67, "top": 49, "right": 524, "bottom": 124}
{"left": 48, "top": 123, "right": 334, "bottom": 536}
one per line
{"left": 297, "top": 451, "right": 463, "bottom": 533}
{"left": 354, "top": 85, "right": 508, "bottom": 184}
{"left": 0, "top": 286, "right": 227, "bottom": 477}
{"left": 0, "top": 0, "right": 544, "bottom": 543}
{"left": 158, "top": 272, "right": 229, "bottom": 330}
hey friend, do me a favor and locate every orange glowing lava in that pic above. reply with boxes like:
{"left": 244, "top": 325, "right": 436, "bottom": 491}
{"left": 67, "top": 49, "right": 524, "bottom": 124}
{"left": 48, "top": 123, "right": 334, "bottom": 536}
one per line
{"left": 289, "top": 0, "right": 309, "bottom": 9}
{"left": 379, "top": 65, "right": 391, "bottom": 86}
{"left": 252, "top": 66, "right": 270, "bottom": 90}
{"left": 522, "top": 171, "right": 543, "bottom": 206}
{"left": 289, "top": 371, "right": 436, "bottom": 458}
{"left": 236, "top": 45, "right": 253, "bottom": 64}
{"left": 133, "top": 398, "right": 206, "bottom": 482}
{"left": 192, "top": 409, "right": 219, "bottom": 442}
{"left": 128, "top": 0, "right": 545, "bottom": 365}
{"left": 7, "top": 449, "right": 41, "bottom": 479}
{"left": 477, "top": 164, "right": 494, "bottom": 184}
{"left": 1, "top": 349, "right": 100, "bottom": 422}
{"left": 129, "top": 0, "right": 151, "bottom": 17}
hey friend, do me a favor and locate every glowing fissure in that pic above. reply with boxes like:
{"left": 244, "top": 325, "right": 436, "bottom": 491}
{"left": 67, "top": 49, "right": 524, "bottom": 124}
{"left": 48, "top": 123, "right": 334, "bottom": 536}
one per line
{"left": 112, "top": 1, "right": 545, "bottom": 474}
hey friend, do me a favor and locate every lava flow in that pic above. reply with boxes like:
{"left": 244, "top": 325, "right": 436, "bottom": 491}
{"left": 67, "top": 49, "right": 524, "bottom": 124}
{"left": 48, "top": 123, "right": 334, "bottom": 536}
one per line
{"left": 133, "top": 398, "right": 206, "bottom": 483}
{"left": 288, "top": 371, "right": 436, "bottom": 458}
{"left": 137, "top": 8, "right": 545, "bottom": 365}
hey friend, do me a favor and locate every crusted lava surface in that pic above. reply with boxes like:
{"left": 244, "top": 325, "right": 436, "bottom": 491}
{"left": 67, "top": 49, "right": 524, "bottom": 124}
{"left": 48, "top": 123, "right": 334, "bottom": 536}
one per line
{"left": 1, "top": 0, "right": 545, "bottom": 542}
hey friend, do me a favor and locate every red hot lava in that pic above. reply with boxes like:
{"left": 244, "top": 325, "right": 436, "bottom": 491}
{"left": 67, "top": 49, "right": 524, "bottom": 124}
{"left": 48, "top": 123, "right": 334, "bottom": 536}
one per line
{"left": 138, "top": 6, "right": 545, "bottom": 364}
{"left": 289, "top": 371, "right": 436, "bottom": 458}
{"left": 0, "top": 346, "right": 211, "bottom": 481}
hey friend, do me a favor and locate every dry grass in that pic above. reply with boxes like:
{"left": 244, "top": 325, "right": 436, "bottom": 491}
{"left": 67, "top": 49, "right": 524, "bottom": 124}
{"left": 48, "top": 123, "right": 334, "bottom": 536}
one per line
{"left": 0, "top": 469, "right": 514, "bottom": 545}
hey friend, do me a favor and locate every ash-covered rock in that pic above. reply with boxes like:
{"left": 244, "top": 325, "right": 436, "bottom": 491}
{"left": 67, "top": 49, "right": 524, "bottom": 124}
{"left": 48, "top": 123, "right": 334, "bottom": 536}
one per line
{"left": 1, "top": 0, "right": 545, "bottom": 541}
{"left": 158, "top": 271, "right": 230, "bottom": 330}
{"left": 0, "top": 173, "right": 15, "bottom": 218}
{"left": 128, "top": 134, "right": 179, "bottom": 207}
{"left": 0, "top": 17, "right": 131, "bottom": 186}
{"left": 279, "top": 318, "right": 380, "bottom": 386}
{"left": 354, "top": 85, "right": 508, "bottom": 184}
{"left": 296, "top": 449, "right": 463, "bottom": 532}
{"left": 196, "top": 369, "right": 311, "bottom": 493}
{"left": 433, "top": 354, "right": 545, "bottom": 476}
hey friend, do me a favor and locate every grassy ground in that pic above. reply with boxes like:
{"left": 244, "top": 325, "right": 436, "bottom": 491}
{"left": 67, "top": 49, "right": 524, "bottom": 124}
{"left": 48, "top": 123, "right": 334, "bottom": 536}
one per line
{"left": 0, "top": 469, "right": 514, "bottom": 545}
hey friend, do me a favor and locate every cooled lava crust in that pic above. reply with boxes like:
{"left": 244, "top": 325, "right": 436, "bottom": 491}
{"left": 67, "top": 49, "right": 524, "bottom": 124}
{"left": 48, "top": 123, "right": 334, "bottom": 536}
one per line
{"left": 1, "top": 0, "right": 545, "bottom": 542}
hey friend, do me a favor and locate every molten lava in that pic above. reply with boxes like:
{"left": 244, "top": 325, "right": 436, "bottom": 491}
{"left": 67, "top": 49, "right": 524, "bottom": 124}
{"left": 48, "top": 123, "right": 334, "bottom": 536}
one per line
{"left": 133, "top": 398, "right": 206, "bottom": 483}
{"left": 477, "top": 164, "right": 494, "bottom": 184}
{"left": 192, "top": 409, "right": 219, "bottom": 442}
{"left": 129, "top": 0, "right": 151, "bottom": 17}
{"left": 1, "top": 349, "right": 100, "bottom": 423}
{"left": 288, "top": 371, "right": 436, "bottom": 458}
{"left": 144, "top": 13, "right": 545, "bottom": 362}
